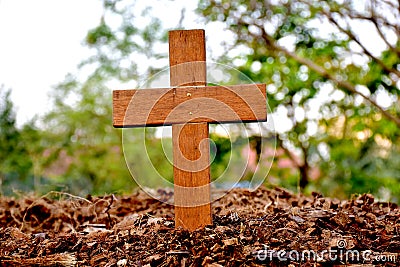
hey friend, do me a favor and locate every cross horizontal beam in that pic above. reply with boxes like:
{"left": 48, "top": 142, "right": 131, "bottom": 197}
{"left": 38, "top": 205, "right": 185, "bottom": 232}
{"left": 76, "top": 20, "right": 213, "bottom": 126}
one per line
{"left": 113, "top": 83, "right": 267, "bottom": 128}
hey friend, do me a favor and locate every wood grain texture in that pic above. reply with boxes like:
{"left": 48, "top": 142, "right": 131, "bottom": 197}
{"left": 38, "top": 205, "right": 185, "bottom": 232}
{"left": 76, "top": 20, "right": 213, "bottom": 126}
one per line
{"left": 172, "top": 123, "right": 211, "bottom": 207}
{"left": 169, "top": 30, "right": 206, "bottom": 87}
{"left": 169, "top": 30, "right": 212, "bottom": 230}
{"left": 112, "top": 84, "right": 267, "bottom": 127}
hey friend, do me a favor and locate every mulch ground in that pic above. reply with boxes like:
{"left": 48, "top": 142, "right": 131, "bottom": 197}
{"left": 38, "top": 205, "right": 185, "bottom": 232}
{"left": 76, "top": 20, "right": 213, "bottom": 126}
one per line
{"left": 0, "top": 186, "right": 399, "bottom": 266}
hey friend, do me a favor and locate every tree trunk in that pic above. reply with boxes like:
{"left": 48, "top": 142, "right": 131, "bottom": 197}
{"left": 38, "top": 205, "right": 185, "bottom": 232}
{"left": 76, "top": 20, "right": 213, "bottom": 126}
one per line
{"left": 299, "top": 163, "right": 309, "bottom": 189}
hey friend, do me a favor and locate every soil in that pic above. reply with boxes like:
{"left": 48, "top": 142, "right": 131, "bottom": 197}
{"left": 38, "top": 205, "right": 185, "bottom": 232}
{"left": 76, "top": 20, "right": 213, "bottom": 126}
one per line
{"left": 0, "top": 186, "right": 399, "bottom": 266}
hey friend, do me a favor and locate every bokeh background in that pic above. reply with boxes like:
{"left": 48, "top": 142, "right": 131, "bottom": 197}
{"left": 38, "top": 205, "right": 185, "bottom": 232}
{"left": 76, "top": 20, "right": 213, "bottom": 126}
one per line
{"left": 0, "top": 0, "right": 399, "bottom": 202}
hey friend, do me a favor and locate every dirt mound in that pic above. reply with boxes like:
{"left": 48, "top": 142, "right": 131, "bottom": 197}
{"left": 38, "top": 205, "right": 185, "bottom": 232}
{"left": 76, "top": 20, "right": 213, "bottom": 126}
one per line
{"left": 0, "top": 187, "right": 399, "bottom": 266}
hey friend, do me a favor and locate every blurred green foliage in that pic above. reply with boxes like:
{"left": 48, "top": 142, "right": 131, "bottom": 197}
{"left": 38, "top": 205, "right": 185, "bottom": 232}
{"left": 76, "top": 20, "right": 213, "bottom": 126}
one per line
{"left": 198, "top": 0, "right": 400, "bottom": 200}
{"left": 0, "top": 0, "right": 399, "bottom": 202}
{"left": 0, "top": 86, "right": 33, "bottom": 191}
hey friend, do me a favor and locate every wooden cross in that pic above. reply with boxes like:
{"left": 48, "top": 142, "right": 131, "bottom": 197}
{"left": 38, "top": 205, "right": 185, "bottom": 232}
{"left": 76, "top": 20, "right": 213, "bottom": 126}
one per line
{"left": 113, "top": 29, "right": 267, "bottom": 231}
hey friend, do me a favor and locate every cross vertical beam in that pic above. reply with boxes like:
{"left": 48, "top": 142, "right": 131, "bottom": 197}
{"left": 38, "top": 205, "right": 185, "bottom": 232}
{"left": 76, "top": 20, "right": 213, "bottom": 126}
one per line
{"left": 169, "top": 30, "right": 212, "bottom": 230}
